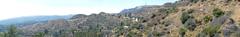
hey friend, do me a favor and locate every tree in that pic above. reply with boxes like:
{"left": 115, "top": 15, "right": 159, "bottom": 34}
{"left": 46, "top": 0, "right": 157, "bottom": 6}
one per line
{"left": 0, "top": 32, "right": 6, "bottom": 37}
{"left": 33, "top": 32, "right": 45, "bottom": 37}
{"left": 5, "top": 25, "right": 18, "bottom": 37}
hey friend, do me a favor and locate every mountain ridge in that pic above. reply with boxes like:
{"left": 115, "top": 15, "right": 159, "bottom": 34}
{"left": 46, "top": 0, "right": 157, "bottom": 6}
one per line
{"left": 1, "top": 0, "right": 240, "bottom": 37}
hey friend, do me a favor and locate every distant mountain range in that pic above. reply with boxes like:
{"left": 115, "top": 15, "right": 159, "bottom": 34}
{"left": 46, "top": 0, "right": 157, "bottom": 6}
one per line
{"left": 0, "top": 15, "right": 74, "bottom": 26}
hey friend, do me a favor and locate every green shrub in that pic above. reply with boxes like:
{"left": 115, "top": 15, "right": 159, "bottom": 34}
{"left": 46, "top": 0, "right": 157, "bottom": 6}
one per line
{"left": 203, "top": 15, "right": 213, "bottom": 22}
{"left": 181, "top": 12, "right": 193, "bottom": 24}
{"left": 0, "top": 32, "right": 6, "bottom": 37}
{"left": 190, "top": 0, "right": 199, "bottom": 3}
{"left": 4, "top": 25, "right": 18, "bottom": 37}
{"left": 158, "top": 7, "right": 176, "bottom": 16}
{"left": 154, "top": 33, "right": 162, "bottom": 37}
{"left": 33, "top": 32, "right": 45, "bottom": 37}
{"left": 197, "top": 33, "right": 207, "bottom": 37}
{"left": 73, "top": 30, "right": 101, "bottom": 37}
{"left": 127, "top": 31, "right": 137, "bottom": 37}
{"left": 224, "top": 0, "right": 233, "bottom": 3}
{"left": 166, "top": 7, "right": 177, "bottom": 14}
{"left": 238, "top": 23, "right": 240, "bottom": 27}
{"left": 181, "top": 12, "right": 189, "bottom": 24}
{"left": 200, "top": 0, "right": 207, "bottom": 2}
{"left": 202, "top": 25, "right": 222, "bottom": 37}
{"left": 179, "top": 27, "right": 187, "bottom": 37}
{"left": 213, "top": 8, "right": 225, "bottom": 18}
{"left": 181, "top": 9, "right": 195, "bottom": 24}
{"left": 187, "top": 9, "right": 194, "bottom": 14}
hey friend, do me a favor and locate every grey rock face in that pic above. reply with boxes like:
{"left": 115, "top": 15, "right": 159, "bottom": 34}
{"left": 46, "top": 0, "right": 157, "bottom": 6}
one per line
{"left": 222, "top": 19, "right": 239, "bottom": 37}
{"left": 211, "top": 16, "right": 229, "bottom": 25}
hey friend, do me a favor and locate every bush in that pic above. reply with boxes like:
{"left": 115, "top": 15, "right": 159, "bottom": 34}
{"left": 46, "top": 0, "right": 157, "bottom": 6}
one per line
{"left": 127, "top": 31, "right": 137, "bottom": 37}
{"left": 166, "top": 7, "right": 177, "bottom": 14}
{"left": 181, "top": 12, "right": 189, "bottom": 24}
{"left": 239, "top": 23, "right": 240, "bottom": 27}
{"left": 0, "top": 32, "right": 6, "bottom": 37}
{"left": 224, "top": 0, "right": 233, "bottom": 3}
{"left": 5, "top": 25, "right": 18, "bottom": 37}
{"left": 158, "top": 7, "right": 177, "bottom": 16}
{"left": 187, "top": 9, "right": 194, "bottom": 14}
{"left": 181, "top": 9, "right": 195, "bottom": 24}
{"left": 202, "top": 25, "right": 222, "bottom": 37}
{"left": 197, "top": 33, "right": 207, "bottom": 37}
{"left": 213, "top": 8, "right": 225, "bottom": 18}
{"left": 181, "top": 12, "right": 193, "bottom": 24}
{"left": 200, "top": 0, "right": 207, "bottom": 2}
{"left": 190, "top": 0, "right": 199, "bottom": 3}
{"left": 179, "top": 27, "right": 187, "bottom": 37}
{"left": 33, "top": 32, "right": 45, "bottom": 37}
{"left": 203, "top": 15, "right": 213, "bottom": 22}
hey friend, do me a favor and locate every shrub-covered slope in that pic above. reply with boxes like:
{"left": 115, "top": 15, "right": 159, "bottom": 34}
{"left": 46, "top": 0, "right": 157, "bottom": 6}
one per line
{"left": 3, "top": 0, "right": 240, "bottom": 37}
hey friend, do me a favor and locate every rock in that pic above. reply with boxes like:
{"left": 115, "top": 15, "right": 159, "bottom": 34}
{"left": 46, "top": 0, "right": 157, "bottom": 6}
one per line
{"left": 211, "top": 16, "right": 229, "bottom": 25}
{"left": 222, "top": 18, "right": 239, "bottom": 37}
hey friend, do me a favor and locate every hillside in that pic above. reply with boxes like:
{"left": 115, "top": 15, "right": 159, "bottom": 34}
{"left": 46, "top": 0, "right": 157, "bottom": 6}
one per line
{"left": 0, "top": 15, "right": 72, "bottom": 32}
{"left": 1, "top": 0, "right": 240, "bottom": 37}
{"left": 0, "top": 15, "right": 73, "bottom": 26}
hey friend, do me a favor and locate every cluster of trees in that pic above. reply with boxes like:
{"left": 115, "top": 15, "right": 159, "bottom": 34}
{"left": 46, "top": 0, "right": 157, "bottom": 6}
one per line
{"left": 0, "top": 25, "right": 18, "bottom": 37}
{"left": 0, "top": 25, "right": 103, "bottom": 37}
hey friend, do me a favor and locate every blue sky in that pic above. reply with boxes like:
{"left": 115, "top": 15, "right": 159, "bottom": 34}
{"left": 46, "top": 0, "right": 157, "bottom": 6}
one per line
{"left": 0, "top": 0, "right": 178, "bottom": 20}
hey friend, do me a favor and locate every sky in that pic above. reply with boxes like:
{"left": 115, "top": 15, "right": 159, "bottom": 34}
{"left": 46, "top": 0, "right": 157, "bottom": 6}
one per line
{"left": 0, "top": 0, "right": 178, "bottom": 20}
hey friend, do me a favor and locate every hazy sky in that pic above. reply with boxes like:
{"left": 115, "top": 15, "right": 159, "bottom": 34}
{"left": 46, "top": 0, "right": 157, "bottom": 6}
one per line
{"left": 0, "top": 0, "right": 178, "bottom": 20}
